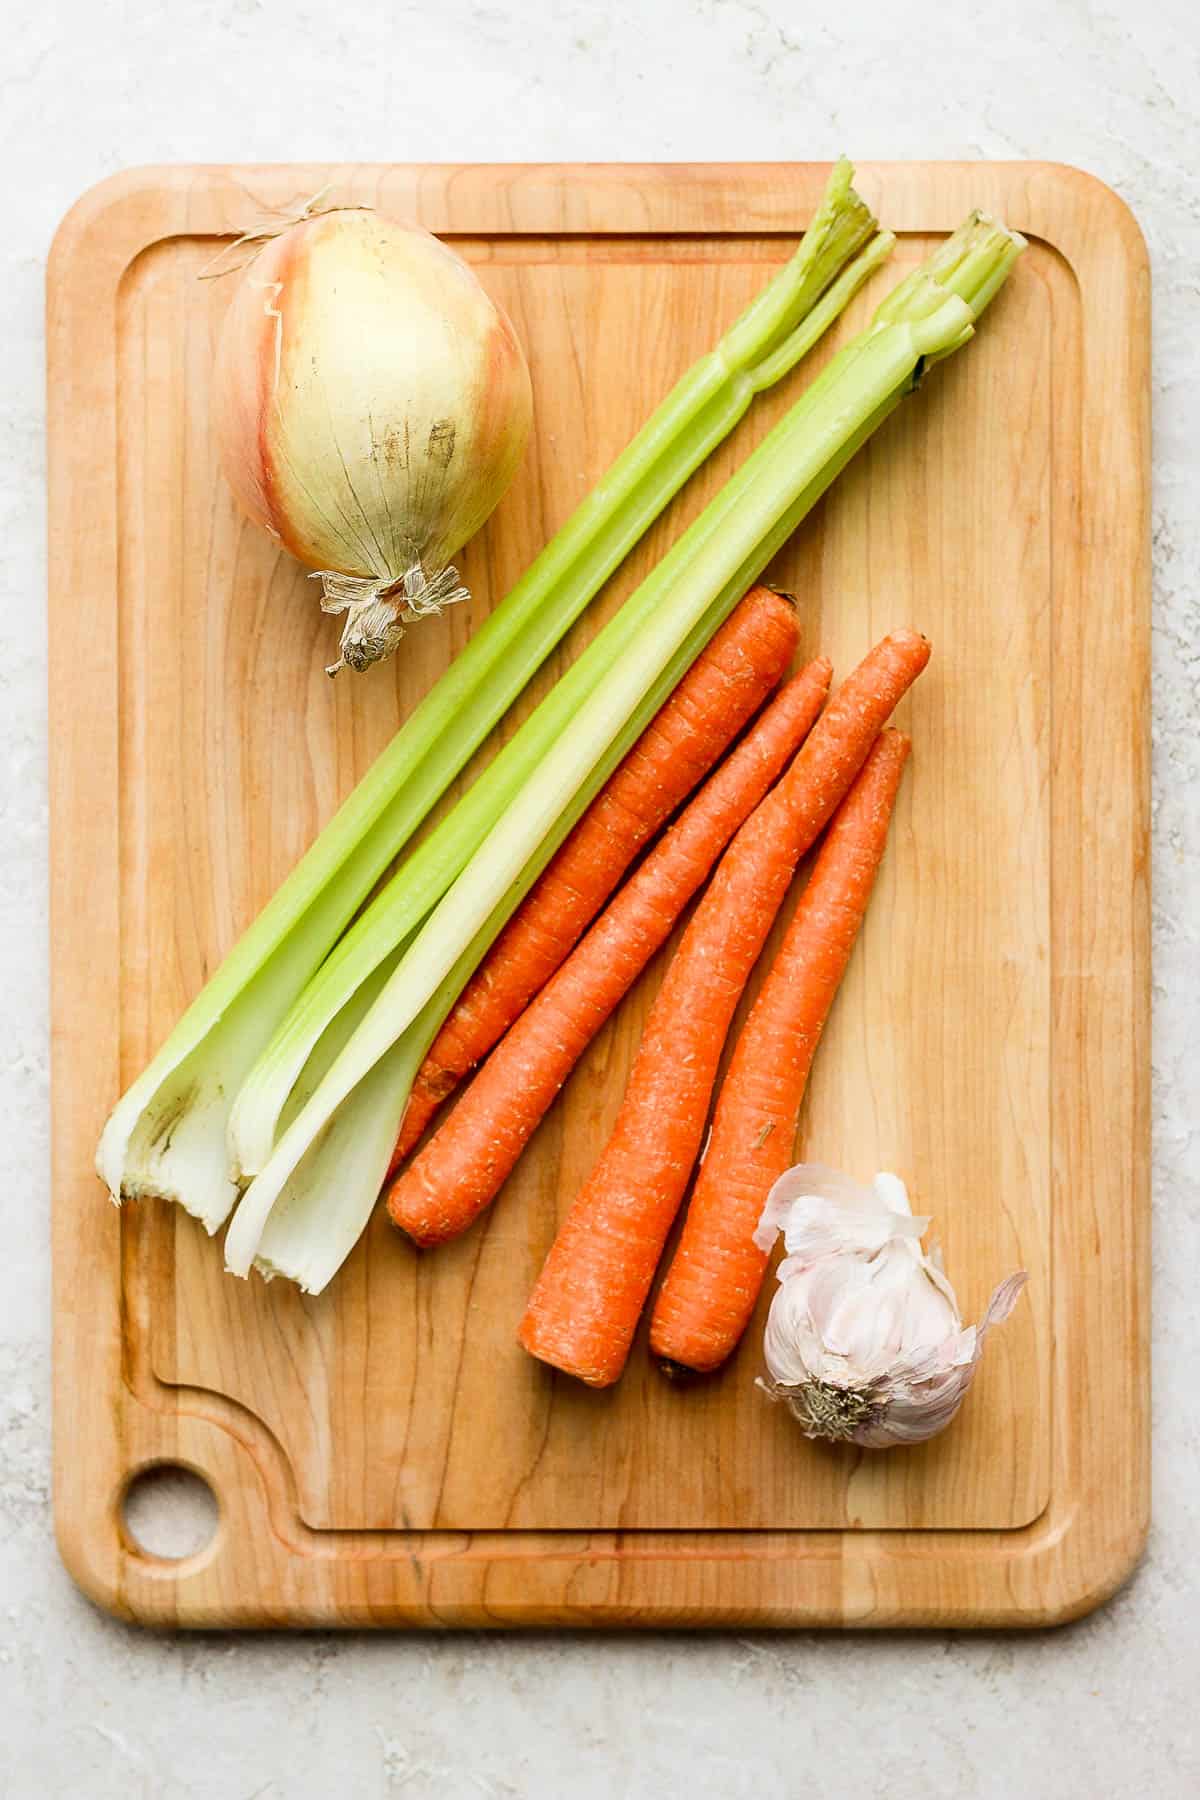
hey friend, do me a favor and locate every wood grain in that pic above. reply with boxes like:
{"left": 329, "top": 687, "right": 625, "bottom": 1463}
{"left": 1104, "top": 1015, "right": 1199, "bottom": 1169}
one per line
{"left": 48, "top": 161, "right": 1149, "bottom": 1627}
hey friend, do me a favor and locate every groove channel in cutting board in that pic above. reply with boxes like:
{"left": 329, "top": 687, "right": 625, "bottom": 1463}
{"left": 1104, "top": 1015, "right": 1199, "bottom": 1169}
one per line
{"left": 49, "top": 163, "right": 1148, "bottom": 1626}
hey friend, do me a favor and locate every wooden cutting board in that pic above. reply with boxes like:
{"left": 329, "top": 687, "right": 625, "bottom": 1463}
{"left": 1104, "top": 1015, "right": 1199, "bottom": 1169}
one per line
{"left": 48, "top": 161, "right": 1149, "bottom": 1628}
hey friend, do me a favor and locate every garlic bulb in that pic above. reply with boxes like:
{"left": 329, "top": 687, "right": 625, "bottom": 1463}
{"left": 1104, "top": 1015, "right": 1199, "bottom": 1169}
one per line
{"left": 211, "top": 206, "right": 532, "bottom": 674}
{"left": 754, "top": 1165, "right": 1026, "bottom": 1448}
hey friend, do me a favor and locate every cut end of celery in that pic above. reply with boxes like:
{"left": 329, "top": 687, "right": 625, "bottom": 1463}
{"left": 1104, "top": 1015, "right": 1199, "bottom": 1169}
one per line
{"left": 118, "top": 1174, "right": 234, "bottom": 1238}
{"left": 95, "top": 1028, "right": 255, "bottom": 1236}
{"left": 225, "top": 1029, "right": 423, "bottom": 1293}
{"left": 874, "top": 210, "right": 1026, "bottom": 341}
{"left": 931, "top": 210, "right": 1028, "bottom": 318}
{"left": 721, "top": 157, "right": 883, "bottom": 381}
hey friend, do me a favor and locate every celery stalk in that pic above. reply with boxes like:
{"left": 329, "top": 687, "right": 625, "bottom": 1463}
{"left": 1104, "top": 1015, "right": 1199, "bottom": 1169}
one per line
{"left": 249, "top": 595, "right": 734, "bottom": 1289}
{"left": 242, "top": 405, "right": 904, "bottom": 1289}
{"left": 225, "top": 212, "right": 1026, "bottom": 1284}
{"left": 97, "top": 161, "right": 885, "bottom": 1232}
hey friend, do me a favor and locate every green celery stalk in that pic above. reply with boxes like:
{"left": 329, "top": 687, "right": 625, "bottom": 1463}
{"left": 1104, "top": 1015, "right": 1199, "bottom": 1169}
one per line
{"left": 248, "top": 399, "right": 907, "bottom": 1290}
{"left": 244, "top": 402, "right": 906, "bottom": 1291}
{"left": 225, "top": 211, "right": 1027, "bottom": 1285}
{"left": 97, "top": 161, "right": 886, "bottom": 1232}
{"left": 249, "top": 594, "right": 734, "bottom": 1289}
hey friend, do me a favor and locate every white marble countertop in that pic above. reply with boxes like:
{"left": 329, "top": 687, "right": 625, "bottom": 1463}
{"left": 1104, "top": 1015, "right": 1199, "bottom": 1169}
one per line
{"left": 4, "top": 0, "right": 1197, "bottom": 1794}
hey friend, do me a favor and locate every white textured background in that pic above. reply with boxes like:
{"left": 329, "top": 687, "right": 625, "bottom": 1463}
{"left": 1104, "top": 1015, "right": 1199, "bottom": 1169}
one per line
{"left": 4, "top": 0, "right": 1198, "bottom": 1794}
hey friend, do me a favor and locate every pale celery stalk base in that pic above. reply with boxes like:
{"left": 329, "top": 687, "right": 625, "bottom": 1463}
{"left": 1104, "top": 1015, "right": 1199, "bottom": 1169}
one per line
{"left": 99, "top": 160, "right": 883, "bottom": 1229}
{"left": 226, "top": 211, "right": 1026, "bottom": 1286}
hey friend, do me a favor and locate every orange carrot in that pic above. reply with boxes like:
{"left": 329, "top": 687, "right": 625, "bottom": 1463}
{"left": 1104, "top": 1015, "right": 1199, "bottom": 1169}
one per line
{"left": 388, "top": 584, "right": 800, "bottom": 1170}
{"left": 387, "top": 657, "right": 833, "bottom": 1247}
{"left": 650, "top": 729, "right": 912, "bottom": 1374}
{"left": 518, "top": 631, "right": 930, "bottom": 1387}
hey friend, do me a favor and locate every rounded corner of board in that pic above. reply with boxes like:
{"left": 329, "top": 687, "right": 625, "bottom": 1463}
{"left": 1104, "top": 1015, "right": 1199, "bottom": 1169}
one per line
{"left": 47, "top": 166, "right": 179, "bottom": 283}
{"left": 1018, "top": 1501, "right": 1151, "bottom": 1630}
{"left": 1026, "top": 162, "right": 1151, "bottom": 277}
{"left": 53, "top": 1497, "right": 136, "bottom": 1627}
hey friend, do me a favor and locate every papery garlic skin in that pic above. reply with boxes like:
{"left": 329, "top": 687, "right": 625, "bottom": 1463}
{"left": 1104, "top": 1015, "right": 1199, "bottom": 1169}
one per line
{"left": 755, "top": 1165, "right": 1026, "bottom": 1448}
{"left": 212, "top": 208, "right": 532, "bottom": 673}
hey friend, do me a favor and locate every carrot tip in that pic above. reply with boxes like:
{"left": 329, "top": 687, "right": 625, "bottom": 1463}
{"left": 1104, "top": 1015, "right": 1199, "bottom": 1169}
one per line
{"left": 657, "top": 1356, "right": 701, "bottom": 1384}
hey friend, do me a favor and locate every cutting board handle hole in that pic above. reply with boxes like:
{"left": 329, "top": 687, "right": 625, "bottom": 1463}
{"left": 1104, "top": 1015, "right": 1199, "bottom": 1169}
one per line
{"left": 121, "top": 1463, "right": 219, "bottom": 1562}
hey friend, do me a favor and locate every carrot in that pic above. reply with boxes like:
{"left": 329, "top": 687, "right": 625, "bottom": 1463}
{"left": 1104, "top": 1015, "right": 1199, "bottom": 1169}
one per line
{"left": 650, "top": 729, "right": 912, "bottom": 1374}
{"left": 387, "top": 656, "right": 833, "bottom": 1247}
{"left": 517, "top": 631, "right": 930, "bottom": 1387}
{"left": 387, "top": 584, "right": 800, "bottom": 1171}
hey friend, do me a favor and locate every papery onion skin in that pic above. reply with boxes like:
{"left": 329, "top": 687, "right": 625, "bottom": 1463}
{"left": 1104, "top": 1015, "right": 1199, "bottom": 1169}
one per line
{"left": 211, "top": 207, "right": 532, "bottom": 669}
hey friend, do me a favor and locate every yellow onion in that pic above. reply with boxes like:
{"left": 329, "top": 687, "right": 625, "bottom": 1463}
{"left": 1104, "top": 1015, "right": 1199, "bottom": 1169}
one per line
{"left": 212, "top": 207, "right": 532, "bottom": 673}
